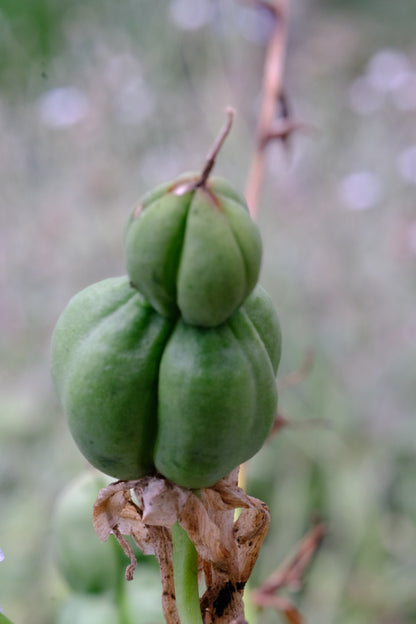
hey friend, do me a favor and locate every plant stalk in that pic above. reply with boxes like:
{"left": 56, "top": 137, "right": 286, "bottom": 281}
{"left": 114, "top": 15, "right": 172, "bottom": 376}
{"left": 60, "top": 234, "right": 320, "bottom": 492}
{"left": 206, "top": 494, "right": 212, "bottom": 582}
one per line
{"left": 197, "top": 107, "right": 235, "bottom": 188}
{"left": 171, "top": 522, "right": 203, "bottom": 624}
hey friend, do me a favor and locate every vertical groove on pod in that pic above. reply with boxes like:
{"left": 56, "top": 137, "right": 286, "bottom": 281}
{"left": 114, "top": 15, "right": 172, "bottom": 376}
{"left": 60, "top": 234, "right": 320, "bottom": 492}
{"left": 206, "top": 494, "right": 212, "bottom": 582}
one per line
{"left": 170, "top": 190, "right": 195, "bottom": 304}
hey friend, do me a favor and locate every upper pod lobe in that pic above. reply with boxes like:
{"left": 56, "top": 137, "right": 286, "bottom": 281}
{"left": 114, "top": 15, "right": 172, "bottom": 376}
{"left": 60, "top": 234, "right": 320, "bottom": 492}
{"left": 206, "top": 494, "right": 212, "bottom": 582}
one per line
{"left": 124, "top": 175, "right": 262, "bottom": 327}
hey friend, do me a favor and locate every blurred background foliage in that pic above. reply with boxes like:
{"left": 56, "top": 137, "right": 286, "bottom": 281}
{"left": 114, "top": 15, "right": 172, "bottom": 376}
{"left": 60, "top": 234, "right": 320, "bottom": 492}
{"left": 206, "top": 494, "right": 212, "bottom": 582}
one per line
{"left": 1, "top": 0, "right": 416, "bottom": 622}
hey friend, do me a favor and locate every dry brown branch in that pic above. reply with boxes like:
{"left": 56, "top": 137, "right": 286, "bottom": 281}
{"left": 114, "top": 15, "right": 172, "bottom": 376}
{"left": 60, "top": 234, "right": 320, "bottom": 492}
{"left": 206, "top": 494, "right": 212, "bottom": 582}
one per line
{"left": 269, "top": 411, "right": 331, "bottom": 438}
{"left": 259, "top": 522, "right": 327, "bottom": 593}
{"left": 245, "top": 0, "right": 290, "bottom": 218}
{"left": 269, "top": 411, "right": 290, "bottom": 436}
{"left": 250, "top": 522, "right": 327, "bottom": 622}
{"left": 262, "top": 118, "right": 315, "bottom": 148}
{"left": 238, "top": 5, "right": 323, "bottom": 623}
{"left": 254, "top": 594, "right": 304, "bottom": 624}
{"left": 277, "top": 349, "right": 315, "bottom": 391}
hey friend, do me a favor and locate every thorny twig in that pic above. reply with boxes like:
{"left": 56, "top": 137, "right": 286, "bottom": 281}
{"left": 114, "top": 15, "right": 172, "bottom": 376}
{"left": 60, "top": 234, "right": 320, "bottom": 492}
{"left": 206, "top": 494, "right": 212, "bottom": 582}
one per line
{"left": 277, "top": 349, "right": 314, "bottom": 392}
{"left": 269, "top": 411, "right": 331, "bottom": 438}
{"left": 268, "top": 351, "right": 332, "bottom": 437}
{"left": 238, "top": 0, "right": 291, "bottom": 493}
{"left": 243, "top": 0, "right": 312, "bottom": 218}
{"left": 245, "top": 0, "right": 290, "bottom": 218}
{"left": 240, "top": 5, "right": 325, "bottom": 623}
{"left": 256, "top": 522, "right": 327, "bottom": 593}
{"left": 250, "top": 522, "right": 327, "bottom": 624}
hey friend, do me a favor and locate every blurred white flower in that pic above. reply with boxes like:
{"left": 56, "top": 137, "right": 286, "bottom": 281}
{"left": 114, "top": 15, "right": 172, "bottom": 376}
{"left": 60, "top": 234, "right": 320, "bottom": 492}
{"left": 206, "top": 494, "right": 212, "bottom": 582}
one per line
{"left": 38, "top": 86, "right": 89, "bottom": 128}
{"left": 366, "top": 49, "right": 411, "bottom": 93}
{"left": 397, "top": 145, "right": 416, "bottom": 185}
{"left": 169, "top": 0, "right": 214, "bottom": 31}
{"left": 392, "top": 73, "right": 416, "bottom": 111}
{"left": 114, "top": 79, "right": 155, "bottom": 125}
{"left": 105, "top": 53, "right": 143, "bottom": 90}
{"left": 339, "top": 171, "right": 383, "bottom": 210}
{"left": 236, "top": 5, "right": 275, "bottom": 44}
{"left": 348, "top": 75, "right": 384, "bottom": 115}
{"left": 0, "top": 547, "right": 4, "bottom": 562}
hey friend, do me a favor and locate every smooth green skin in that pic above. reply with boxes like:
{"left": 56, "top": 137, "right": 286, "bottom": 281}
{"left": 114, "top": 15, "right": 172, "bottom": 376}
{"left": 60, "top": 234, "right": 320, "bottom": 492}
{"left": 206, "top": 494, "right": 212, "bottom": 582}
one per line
{"left": 124, "top": 175, "right": 262, "bottom": 327}
{"left": 241, "top": 281, "right": 282, "bottom": 370}
{"left": 57, "top": 594, "right": 121, "bottom": 624}
{"left": 51, "top": 277, "right": 175, "bottom": 479}
{"left": 52, "top": 472, "right": 121, "bottom": 594}
{"left": 51, "top": 277, "right": 281, "bottom": 488}
{"left": 155, "top": 299, "right": 278, "bottom": 487}
{"left": 171, "top": 522, "right": 202, "bottom": 624}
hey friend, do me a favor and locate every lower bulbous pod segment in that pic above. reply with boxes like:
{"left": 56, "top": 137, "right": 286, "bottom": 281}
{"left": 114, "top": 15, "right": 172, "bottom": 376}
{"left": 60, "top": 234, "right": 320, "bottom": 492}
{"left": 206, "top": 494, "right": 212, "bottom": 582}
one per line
{"left": 51, "top": 276, "right": 281, "bottom": 489}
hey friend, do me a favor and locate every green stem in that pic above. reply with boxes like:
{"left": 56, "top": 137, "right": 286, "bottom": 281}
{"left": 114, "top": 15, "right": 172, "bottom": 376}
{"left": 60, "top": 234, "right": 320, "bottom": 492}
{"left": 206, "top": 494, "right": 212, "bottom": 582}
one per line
{"left": 243, "top": 582, "right": 259, "bottom": 624}
{"left": 116, "top": 576, "right": 132, "bottom": 624}
{"left": 171, "top": 522, "right": 203, "bottom": 624}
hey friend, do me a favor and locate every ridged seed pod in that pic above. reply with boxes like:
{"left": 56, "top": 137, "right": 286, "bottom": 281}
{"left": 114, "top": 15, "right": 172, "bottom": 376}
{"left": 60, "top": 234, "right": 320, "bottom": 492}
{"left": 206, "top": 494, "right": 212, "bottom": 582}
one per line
{"left": 51, "top": 276, "right": 281, "bottom": 489}
{"left": 124, "top": 175, "right": 262, "bottom": 327}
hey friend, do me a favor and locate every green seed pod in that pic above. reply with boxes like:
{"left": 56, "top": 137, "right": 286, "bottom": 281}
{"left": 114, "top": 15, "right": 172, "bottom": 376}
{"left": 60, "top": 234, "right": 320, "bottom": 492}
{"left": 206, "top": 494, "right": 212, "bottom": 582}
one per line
{"left": 155, "top": 301, "right": 278, "bottom": 488}
{"left": 51, "top": 278, "right": 174, "bottom": 479}
{"left": 52, "top": 472, "right": 121, "bottom": 594}
{"left": 51, "top": 276, "right": 281, "bottom": 489}
{"left": 124, "top": 175, "right": 262, "bottom": 327}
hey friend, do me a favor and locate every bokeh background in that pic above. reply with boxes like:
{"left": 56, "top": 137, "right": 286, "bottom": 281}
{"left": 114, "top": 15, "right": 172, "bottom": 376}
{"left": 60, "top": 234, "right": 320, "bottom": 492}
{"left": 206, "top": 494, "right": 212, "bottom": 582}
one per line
{"left": 1, "top": 0, "right": 416, "bottom": 622}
